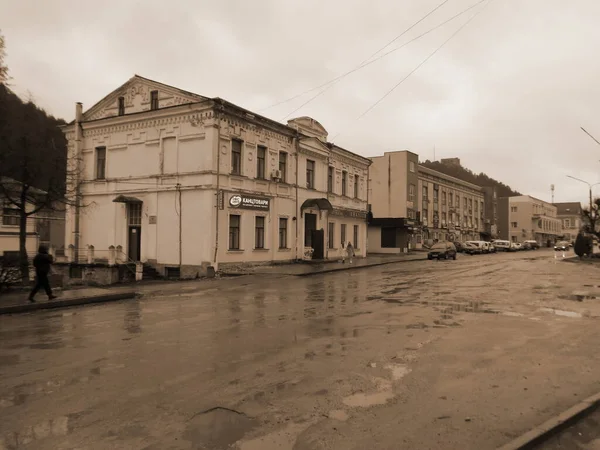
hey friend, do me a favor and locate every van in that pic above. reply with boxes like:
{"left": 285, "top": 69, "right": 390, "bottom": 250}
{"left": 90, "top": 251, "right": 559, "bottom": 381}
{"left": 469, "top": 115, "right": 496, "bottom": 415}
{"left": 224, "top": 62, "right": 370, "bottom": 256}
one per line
{"left": 466, "top": 241, "right": 491, "bottom": 254}
{"left": 492, "top": 240, "right": 511, "bottom": 251}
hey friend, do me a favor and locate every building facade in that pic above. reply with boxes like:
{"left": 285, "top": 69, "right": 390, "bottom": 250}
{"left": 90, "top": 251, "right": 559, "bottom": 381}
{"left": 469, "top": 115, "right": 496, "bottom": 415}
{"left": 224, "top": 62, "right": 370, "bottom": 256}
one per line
{"left": 61, "top": 76, "right": 370, "bottom": 278}
{"left": 417, "top": 165, "right": 485, "bottom": 244}
{"left": 482, "top": 186, "right": 499, "bottom": 240}
{"left": 554, "top": 202, "right": 582, "bottom": 242}
{"left": 497, "top": 195, "right": 561, "bottom": 245}
{"left": 367, "top": 151, "right": 419, "bottom": 253}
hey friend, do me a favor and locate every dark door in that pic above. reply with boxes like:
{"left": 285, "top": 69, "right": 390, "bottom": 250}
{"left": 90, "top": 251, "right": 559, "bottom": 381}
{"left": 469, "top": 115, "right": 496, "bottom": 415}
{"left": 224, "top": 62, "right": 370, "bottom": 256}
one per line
{"left": 311, "top": 229, "right": 324, "bottom": 259}
{"left": 304, "top": 213, "right": 317, "bottom": 247}
{"left": 128, "top": 226, "right": 141, "bottom": 261}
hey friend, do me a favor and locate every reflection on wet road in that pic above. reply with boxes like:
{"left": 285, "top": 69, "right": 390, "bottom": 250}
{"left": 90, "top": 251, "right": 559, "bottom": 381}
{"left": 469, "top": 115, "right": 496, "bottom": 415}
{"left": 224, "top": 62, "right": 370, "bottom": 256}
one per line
{"left": 1, "top": 251, "right": 600, "bottom": 449}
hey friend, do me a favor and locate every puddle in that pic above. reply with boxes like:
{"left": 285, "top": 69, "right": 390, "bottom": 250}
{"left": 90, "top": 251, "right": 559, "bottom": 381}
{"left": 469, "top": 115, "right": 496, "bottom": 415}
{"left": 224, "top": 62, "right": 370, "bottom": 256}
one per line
{"left": 558, "top": 294, "right": 598, "bottom": 301}
{"left": 384, "top": 363, "right": 411, "bottom": 381}
{"left": 236, "top": 421, "right": 315, "bottom": 450}
{"left": 540, "top": 308, "right": 582, "bottom": 318}
{"left": 328, "top": 410, "right": 350, "bottom": 421}
{"left": 185, "top": 407, "right": 258, "bottom": 450}
{"left": 420, "top": 300, "right": 498, "bottom": 314}
{"left": 501, "top": 311, "right": 525, "bottom": 317}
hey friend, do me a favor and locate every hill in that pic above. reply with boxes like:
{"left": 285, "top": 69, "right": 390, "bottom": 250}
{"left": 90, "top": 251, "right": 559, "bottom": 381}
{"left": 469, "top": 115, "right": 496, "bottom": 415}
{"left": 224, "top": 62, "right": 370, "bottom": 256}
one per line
{"left": 420, "top": 159, "right": 520, "bottom": 198}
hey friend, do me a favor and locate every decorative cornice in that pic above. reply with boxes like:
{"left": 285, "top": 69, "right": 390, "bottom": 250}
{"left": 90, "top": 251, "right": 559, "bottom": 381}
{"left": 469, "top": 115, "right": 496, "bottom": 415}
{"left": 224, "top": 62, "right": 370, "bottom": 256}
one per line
{"left": 298, "top": 147, "right": 328, "bottom": 161}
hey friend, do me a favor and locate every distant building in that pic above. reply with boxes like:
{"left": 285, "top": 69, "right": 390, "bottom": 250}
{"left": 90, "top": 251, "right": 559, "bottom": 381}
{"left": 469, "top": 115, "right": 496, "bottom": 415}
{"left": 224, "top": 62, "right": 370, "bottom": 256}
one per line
{"left": 481, "top": 186, "right": 499, "bottom": 240}
{"left": 498, "top": 195, "right": 561, "bottom": 245}
{"left": 554, "top": 202, "right": 582, "bottom": 242}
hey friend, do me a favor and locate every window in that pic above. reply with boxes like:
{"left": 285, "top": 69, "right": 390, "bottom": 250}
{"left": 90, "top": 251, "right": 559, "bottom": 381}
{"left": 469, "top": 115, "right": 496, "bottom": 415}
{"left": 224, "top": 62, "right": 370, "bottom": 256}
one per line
{"left": 422, "top": 186, "right": 428, "bottom": 200}
{"left": 474, "top": 201, "right": 478, "bottom": 213}
{"left": 408, "top": 184, "right": 415, "bottom": 202}
{"left": 564, "top": 219, "right": 571, "bottom": 228}
{"left": 442, "top": 212, "right": 447, "bottom": 223}
{"left": 409, "top": 161, "right": 415, "bottom": 173}
{"left": 422, "top": 209, "right": 428, "bottom": 225}
{"left": 510, "top": 206, "right": 517, "bottom": 213}
{"left": 328, "top": 223, "right": 335, "bottom": 249}
{"left": 480, "top": 201, "right": 484, "bottom": 214}
{"left": 408, "top": 209, "right": 416, "bottom": 219}
{"left": 456, "top": 196, "right": 460, "bottom": 208}
{"left": 448, "top": 192, "right": 453, "bottom": 205}
{"left": 511, "top": 222, "right": 518, "bottom": 228}
{"left": 475, "top": 218, "right": 479, "bottom": 228}
{"left": 2, "top": 208, "right": 19, "bottom": 226}
{"left": 468, "top": 199, "right": 473, "bottom": 210}
{"left": 256, "top": 146, "right": 266, "bottom": 179}
{"left": 229, "top": 215, "right": 241, "bottom": 250}
{"left": 463, "top": 197, "right": 468, "bottom": 210}
{"left": 353, "top": 225, "right": 359, "bottom": 248}
{"left": 95, "top": 146, "right": 106, "bottom": 180}
{"left": 327, "top": 166, "right": 334, "bottom": 193}
{"left": 150, "top": 90, "right": 159, "bottom": 110}
{"left": 279, "top": 152, "right": 287, "bottom": 182}
{"left": 342, "top": 171, "right": 348, "bottom": 196}
{"left": 118, "top": 96, "right": 125, "bottom": 116}
{"left": 442, "top": 192, "right": 446, "bottom": 205}
{"left": 306, "top": 160, "right": 315, "bottom": 189}
{"left": 128, "top": 203, "right": 142, "bottom": 226}
{"left": 354, "top": 175, "right": 360, "bottom": 198}
{"left": 279, "top": 218, "right": 288, "bottom": 248}
{"left": 433, "top": 189, "right": 438, "bottom": 202}
{"left": 255, "top": 216, "right": 265, "bottom": 249}
{"left": 231, "top": 140, "right": 242, "bottom": 175}
{"left": 341, "top": 224, "right": 347, "bottom": 245}
{"left": 381, "top": 228, "right": 397, "bottom": 248}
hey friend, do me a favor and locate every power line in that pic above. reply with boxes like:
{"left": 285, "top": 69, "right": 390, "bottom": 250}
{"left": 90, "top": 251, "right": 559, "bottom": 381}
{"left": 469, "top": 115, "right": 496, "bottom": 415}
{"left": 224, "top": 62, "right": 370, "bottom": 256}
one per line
{"left": 332, "top": 0, "right": 492, "bottom": 140}
{"left": 280, "top": 0, "right": 451, "bottom": 121}
{"left": 264, "top": 0, "right": 488, "bottom": 115}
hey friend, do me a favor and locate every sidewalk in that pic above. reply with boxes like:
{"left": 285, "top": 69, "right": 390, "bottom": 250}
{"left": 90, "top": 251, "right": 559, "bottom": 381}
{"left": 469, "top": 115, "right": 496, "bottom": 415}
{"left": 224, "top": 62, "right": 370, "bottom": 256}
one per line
{"left": 221, "top": 253, "right": 427, "bottom": 277}
{"left": 0, "top": 287, "right": 138, "bottom": 315}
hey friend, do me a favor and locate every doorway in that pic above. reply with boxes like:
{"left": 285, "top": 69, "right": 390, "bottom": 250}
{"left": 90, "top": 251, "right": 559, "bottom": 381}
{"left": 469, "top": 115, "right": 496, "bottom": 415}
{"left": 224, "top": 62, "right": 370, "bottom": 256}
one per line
{"left": 311, "top": 229, "right": 324, "bottom": 259}
{"left": 304, "top": 213, "right": 317, "bottom": 247}
{"left": 127, "top": 203, "right": 142, "bottom": 261}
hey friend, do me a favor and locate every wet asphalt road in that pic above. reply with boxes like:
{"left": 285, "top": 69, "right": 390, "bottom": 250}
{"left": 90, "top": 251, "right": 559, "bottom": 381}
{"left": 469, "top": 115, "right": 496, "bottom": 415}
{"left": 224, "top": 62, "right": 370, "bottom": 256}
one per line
{"left": 2, "top": 250, "right": 600, "bottom": 450}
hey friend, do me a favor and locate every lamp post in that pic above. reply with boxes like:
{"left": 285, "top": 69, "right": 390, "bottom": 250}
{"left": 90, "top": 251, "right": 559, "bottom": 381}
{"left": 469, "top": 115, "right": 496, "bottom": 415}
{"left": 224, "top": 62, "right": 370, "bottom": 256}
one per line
{"left": 566, "top": 176, "right": 600, "bottom": 231}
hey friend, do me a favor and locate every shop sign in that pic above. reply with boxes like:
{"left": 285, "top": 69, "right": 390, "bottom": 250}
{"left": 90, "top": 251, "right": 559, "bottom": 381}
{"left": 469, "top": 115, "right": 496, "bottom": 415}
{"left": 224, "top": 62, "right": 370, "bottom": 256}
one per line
{"left": 229, "top": 193, "right": 270, "bottom": 211}
{"left": 330, "top": 208, "right": 367, "bottom": 219}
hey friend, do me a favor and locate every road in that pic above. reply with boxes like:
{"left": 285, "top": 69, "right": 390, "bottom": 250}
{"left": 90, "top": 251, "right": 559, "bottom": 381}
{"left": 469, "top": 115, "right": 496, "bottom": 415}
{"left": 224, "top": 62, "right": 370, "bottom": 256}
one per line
{"left": 1, "top": 250, "right": 600, "bottom": 450}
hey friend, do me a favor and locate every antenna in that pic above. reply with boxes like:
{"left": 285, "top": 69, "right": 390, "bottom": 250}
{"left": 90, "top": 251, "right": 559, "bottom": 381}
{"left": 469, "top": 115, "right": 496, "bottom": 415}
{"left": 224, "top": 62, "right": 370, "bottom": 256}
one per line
{"left": 551, "top": 184, "right": 555, "bottom": 204}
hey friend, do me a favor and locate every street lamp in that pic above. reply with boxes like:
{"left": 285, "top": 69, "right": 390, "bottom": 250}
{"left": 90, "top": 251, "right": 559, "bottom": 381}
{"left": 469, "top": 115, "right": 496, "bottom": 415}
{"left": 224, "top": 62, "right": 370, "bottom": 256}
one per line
{"left": 566, "top": 175, "right": 600, "bottom": 216}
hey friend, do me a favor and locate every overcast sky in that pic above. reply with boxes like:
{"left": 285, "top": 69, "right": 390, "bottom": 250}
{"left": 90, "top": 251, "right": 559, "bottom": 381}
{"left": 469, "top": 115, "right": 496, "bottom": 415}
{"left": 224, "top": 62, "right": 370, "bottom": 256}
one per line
{"left": 3, "top": 0, "right": 600, "bottom": 205}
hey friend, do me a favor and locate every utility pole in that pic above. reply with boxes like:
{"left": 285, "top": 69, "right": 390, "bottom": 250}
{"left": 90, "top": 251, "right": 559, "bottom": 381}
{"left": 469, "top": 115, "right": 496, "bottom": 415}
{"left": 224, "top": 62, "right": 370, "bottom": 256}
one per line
{"left": 581, "top": 127, "right": 600, "bottom": 147}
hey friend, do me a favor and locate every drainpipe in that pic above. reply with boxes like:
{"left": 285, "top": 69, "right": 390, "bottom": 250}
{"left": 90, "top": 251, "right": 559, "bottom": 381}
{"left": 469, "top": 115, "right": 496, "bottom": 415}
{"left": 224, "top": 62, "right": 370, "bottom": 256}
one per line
{"left": 73, "top": 102, "right": 83, "bottom": 262}
{"left": 213, "top": 106, "right": 222, "bottom": 269}
{"left": 294, "top": 134, "right": 300, "bottom": 260}
{"left": 177, "top": 183, "right": 182, "bottom": 269}
{"left": 366, "top": 164, "right": 370, "bottom": 256}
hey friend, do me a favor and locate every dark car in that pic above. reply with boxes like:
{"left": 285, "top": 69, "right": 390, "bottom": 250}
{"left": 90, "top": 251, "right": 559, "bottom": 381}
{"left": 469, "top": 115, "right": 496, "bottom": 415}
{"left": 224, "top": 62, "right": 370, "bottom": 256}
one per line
{"left": 428, "top": 242, "right": 457, "bottom": 260}
{"left": 523, "top": 240, "right": 540, "bottom": 249}
{"left": 453, "top": 241, "right": 465, "bottom": 253}
{"left": 554, "top": 241, "right": 570, "bottom": 251}
{"left": 520, "top": 242, "right": 532, "bottom": 250}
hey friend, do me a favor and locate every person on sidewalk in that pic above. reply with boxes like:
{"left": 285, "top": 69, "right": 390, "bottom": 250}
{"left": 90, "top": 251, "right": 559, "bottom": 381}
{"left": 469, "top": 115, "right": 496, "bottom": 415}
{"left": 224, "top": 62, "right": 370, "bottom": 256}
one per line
{"left": 346, "top": 242, "right": 355, "bottom": 264}
{"left": 28, "top": 245, "right": 57, "bottom": 303}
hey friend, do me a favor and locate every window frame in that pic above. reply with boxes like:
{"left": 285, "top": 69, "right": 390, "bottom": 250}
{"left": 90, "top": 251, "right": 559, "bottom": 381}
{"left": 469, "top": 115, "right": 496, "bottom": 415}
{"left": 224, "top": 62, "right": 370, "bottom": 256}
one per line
{"left": 409, "top": 161, "right": 416, "bottom": 173}
{"left": 95, "top": 146, "right": 106, "bottom": 180}
{"left": 306, "top": 159, "right": 315, "bottom": 189}
{"left": 256, "top": 145, "right": 266, "bottom": 179}
{"left": 2, "top": 207, "right": 20, "bottom": 227}
{"left": 408, "top": 184, "right": 416, "bottom": 202}
{"left": 353, "top": 224, "right": 359, "bottom": 248}
{"left": 279, "top": 217, "right": 288, "bottom": 249}
{"left": 327, "top": 166, "right": 334, "bottom": 193}
{"left": 278, "top": 152, "right": 287, "bottom": 182}
{"left": 231, "top": 139, "right": 242, "bottom": 175}
{"left": 229, "top": 214, "right": 241, "bottom": 250}
{"left": 354, "top": 174, "right": 359, "bottom": 198}
{"left": 150, "top": 90, "right": 159, "bottom": 110}
{"left": 118, "top": 96, "right": 125, "bottom": 116}
{"left": 328, "top": 222, "right": 335, "bottom": 249}
{"left": 255, "top": 216, "right": 265, "bottom": 249}
{"left": 341, "top": 171, "right": 348, "bottom": 196}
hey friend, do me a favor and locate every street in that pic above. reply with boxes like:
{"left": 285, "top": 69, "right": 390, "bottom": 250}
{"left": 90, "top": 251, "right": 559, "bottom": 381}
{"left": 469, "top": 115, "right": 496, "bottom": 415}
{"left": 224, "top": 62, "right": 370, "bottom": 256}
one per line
{"left": 2, "top": 250, "right": 600, "bottom": 450}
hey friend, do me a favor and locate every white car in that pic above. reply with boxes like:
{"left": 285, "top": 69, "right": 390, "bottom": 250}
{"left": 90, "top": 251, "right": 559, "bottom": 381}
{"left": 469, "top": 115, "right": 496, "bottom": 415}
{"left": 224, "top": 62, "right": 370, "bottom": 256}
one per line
{"left": 492, "top": 240, "right": 511, "bottom": 251}
{"left": 510, "top": 242, "right": 522, "bottom": 251}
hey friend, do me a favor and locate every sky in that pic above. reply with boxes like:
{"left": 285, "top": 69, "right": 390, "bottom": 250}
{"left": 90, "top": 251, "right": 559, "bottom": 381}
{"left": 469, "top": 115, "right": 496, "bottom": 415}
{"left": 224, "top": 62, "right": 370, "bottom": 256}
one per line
{"left": 3, "top": 0, "right": 600, "bottom": 206}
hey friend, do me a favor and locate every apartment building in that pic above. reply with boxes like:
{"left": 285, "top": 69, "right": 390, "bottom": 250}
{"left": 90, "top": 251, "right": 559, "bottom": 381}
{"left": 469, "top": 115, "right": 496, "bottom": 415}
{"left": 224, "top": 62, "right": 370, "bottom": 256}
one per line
{"left": 554, "top": 202, "right": 582, "bottom": 242}
{"left": 498, "top": 195, "right": 561, "bottom": 245}
{"left": 418, "top": 165, "right": 485, "bottom": 244}
{"left": 61, "top": 75, "right": 370, "bottom": 278}
{"left": 367, "top": 151, "right": 419, "bottom": 253}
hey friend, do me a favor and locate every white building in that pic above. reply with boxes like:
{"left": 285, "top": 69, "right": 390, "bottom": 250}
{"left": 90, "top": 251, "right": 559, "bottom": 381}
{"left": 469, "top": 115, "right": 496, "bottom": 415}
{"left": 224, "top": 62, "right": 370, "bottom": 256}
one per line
{"left": 61, "top": 75, "right": 370, "bottom": 278}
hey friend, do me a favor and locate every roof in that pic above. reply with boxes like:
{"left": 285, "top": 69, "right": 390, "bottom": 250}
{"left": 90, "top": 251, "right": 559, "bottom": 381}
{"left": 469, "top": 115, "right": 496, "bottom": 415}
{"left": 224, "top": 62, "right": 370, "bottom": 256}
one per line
{"left": 554, "top": 202, "right": 582, "bottom": 215}
{"left": 0, "top": 176, "right": 47, "bottom": 196}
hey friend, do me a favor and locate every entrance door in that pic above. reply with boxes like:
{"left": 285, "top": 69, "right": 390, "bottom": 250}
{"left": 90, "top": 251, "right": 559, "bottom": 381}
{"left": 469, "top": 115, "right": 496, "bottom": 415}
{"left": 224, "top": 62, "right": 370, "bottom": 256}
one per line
{"left": 304, "top": 213, "right": 317, "bottom": 247}
{"left": 311, "top": 229, "right": 325, "bottom": 259}
{"left": 128, "top": 226, "right": 141, "bottom": 261}
{"left": 127, "top": 203, "right": 142, "bottom": 261}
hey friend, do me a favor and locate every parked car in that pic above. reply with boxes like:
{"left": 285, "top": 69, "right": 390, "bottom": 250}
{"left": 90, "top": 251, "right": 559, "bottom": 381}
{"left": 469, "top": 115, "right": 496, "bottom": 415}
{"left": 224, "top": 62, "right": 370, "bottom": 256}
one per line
{"left": 466, "top": 241, "right": 491, "bottom": 254}
{"left": 464, "top": 242, "right": 483, "bottom": 255}
{"left": 492, "top": 240, "right": 511, "bottom": 251}
{"left": 554, "top": 241, "right": 570, "bottom": 251}
{"left": 427, "top": 241, "right": 457, "bottom": 260}
{"left": 488, "top": 242, "right": 497, "bottom": 253}
{"left": 510, "top": 242, "right": 521, "bottom": 251}
{"left": 523, "top": 240, "right": 539, "bottom": 249}
{"left": 453, "top": 241, "right": 465, "bottom": 253}
{"left": 520, "top": 242, "right": 532, "bottom": 250}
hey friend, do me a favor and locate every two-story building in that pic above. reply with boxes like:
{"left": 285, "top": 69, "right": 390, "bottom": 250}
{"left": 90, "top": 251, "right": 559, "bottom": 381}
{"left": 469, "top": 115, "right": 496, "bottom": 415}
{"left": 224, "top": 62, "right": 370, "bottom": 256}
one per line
{"left": 61, "top": 75, "right": 370, "bottom": 278}
{"left": 554, "top": 202, "right": 582, "bottom": 242}
{"left": 498, "top": 195, "right": 561, "bottom": 246}
{"left": 418, "top": 166, "right": 485, "bottom": 244}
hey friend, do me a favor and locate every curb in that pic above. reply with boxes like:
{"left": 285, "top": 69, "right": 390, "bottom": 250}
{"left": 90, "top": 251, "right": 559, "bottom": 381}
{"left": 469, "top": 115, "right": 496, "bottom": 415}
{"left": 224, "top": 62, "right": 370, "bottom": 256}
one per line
{"left": 497, "top": 392, "right": 600, "bottom": 449}
{"left": 0, "top": 291, "right": 138, "bottom": 315}
{"left": 295, "top": 256, "right": 427, "bottom": 277}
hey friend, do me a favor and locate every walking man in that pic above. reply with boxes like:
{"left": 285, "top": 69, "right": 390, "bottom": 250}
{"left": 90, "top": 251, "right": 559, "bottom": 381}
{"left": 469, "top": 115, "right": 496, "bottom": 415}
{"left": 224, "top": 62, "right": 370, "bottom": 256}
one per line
{"left": 29, "top": 245, "right": 57, "bottom": 302}
{"left": 346, "top": 241, "right": 355, "bottom": 265}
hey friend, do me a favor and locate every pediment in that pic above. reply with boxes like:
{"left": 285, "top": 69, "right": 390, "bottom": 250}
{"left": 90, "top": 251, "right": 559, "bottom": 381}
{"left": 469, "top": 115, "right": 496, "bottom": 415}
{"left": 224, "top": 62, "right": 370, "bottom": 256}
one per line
{"left": 287, "top": 116, "right": 329, "bottom": 142}
{"left": 299, "top": 136, "right": 330, "bottom": 160}
{"left": 82, "top": 75, "right": 209, "bottom": 121}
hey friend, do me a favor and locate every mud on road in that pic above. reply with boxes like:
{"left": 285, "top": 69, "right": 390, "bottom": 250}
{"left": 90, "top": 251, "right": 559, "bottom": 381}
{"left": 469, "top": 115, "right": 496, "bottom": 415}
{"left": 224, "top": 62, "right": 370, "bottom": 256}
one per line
{"left": 1, "top": 250, "right": 600, "bottom": 449}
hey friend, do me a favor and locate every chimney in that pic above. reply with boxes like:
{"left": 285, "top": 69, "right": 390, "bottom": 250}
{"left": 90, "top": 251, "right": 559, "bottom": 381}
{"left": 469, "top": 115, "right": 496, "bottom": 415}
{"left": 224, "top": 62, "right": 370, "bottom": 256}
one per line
{"left": 75, "top": 102, "right": 83, "bottom": 123}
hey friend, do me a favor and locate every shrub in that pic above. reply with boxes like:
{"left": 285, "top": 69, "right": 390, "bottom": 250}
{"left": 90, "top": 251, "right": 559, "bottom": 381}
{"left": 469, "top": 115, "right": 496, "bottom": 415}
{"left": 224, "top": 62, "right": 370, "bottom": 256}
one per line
{"left": 574, "top": 233, "right": 587, "bottom": 258}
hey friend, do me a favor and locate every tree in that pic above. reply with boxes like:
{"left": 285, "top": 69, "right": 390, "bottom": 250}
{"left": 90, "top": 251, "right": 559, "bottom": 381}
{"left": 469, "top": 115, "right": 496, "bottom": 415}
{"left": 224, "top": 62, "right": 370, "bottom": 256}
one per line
{"left": 0, "top": 85, "right": 78, "bottom": 283}
{"left": 574, "top": 232, "right": 587, "bottom": 258}
{"left": 581, "top": 198, "right": 600, "bottom": 239}
{"left": 0, "top": 31, "right": 8, "bottom": 85}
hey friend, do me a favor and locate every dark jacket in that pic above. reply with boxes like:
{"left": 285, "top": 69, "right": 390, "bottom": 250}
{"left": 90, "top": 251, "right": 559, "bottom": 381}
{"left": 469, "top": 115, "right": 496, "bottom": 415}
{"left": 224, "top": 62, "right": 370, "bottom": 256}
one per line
{"left": 33, "top": 248, "right": 54, "bottom": 275}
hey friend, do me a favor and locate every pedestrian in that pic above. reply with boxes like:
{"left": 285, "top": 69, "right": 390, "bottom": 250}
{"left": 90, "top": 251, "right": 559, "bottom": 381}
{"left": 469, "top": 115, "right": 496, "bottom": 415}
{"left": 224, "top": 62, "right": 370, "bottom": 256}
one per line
{"left": 28, "top": 245, "right": 57, "bottom": 303}
{"left": 346, "top": 242, "right": 355, "bottom": 264}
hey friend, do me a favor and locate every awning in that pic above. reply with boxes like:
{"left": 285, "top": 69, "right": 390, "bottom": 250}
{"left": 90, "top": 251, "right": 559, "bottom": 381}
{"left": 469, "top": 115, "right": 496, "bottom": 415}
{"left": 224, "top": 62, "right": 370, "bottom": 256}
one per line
{"left": 113, "top": 195, "right": 143, "bottom": 204}
{"left": 300, "top": 198, "right": 333, "bottom": 211}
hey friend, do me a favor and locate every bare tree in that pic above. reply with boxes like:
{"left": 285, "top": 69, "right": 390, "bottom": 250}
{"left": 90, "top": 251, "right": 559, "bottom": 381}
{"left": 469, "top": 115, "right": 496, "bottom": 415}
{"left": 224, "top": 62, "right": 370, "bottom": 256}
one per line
{"left": 0, "top": 84, "right": 81, "bottom": 283}
{"left": 0, "top": 31, "right": 7, "bottom": 85}
{"left": 581, "top": 198, "right": 600, "bottom": 238}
